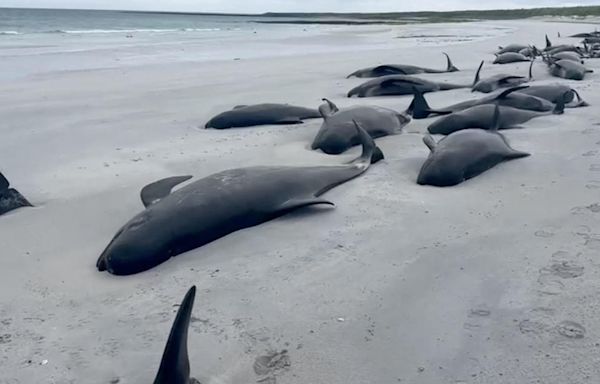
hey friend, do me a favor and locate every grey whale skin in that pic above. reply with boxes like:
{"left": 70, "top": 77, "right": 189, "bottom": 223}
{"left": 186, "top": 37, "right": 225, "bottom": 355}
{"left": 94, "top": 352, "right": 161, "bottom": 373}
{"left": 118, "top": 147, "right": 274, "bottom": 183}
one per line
{"left": 407, "top": 85, "right": 573, "bottom": 120}
{"left": 311, "top": 98, "right": 411, "bottom": 154}
{"left": 0, "top": 172, "right": 32, "bottom": 216}
{"left": 471, "top": 60, "right": 533, "bottom": 93}
{"left": 347, "top": 74, "right": 467, "bottom": 98}
{"left": 97, "top": 123, "right": 382, "bottom": 275}
{"left": 347, "top": 53, "right": 458, "bottom": 78}
{"left": 417, "top": 105, "right": 530, "bottom": 187}
{"left": 427, "top": 96, "right": 564, "bottom": 135}
{"left": 205, "top": 103, "right": 321, "bottom": 129}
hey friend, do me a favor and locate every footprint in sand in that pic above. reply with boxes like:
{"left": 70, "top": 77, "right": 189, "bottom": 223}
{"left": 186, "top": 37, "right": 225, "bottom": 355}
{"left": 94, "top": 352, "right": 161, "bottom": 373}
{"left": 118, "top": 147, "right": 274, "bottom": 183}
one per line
{"left": 534, "top": 229, "right": 555, "bottom": 238}
{"left": 575, "top": 231, "right": 600, "bottom": 250}
{"left": 556, "top": 321, "right": 586, "bottom": 339}
{"left": 519, "top": 319, "right": 550, "bottom": 336}
{"left": 537, "top": 254, "right": 584, "bottom": 294}
{"left": 585, "top": 180, "right": 600, "bottom": 189}
{"left": 589, "top": 164, "right": 600, "bottom": 172}
{"left": 571, "top": 203, "right": 600, "bottom": 215}
{"left": 583, "top": 150, "right": 599, "bottom": 157}
{"left": 254, "top": 350, "right": 291, "bottom": 384}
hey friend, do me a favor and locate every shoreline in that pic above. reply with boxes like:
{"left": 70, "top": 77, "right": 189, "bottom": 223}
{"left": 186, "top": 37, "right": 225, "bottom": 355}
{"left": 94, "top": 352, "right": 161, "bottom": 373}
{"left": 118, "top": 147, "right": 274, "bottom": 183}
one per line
{"left": 1, "top": 18, "right": 600, "bottom": 384}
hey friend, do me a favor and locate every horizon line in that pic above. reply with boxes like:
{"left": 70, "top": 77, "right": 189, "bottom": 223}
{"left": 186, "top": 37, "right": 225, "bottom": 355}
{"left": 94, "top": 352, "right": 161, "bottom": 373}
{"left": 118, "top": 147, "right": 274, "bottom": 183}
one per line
{"left": 1, "top": 4, "right": 599, "bottom": 17}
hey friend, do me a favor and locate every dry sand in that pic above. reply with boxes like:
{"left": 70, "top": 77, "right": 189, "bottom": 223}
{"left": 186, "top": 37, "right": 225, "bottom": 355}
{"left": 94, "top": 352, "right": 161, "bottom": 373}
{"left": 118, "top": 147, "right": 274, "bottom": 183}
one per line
{"left": 1, "top": 19, "right": 600, "bottom": 384}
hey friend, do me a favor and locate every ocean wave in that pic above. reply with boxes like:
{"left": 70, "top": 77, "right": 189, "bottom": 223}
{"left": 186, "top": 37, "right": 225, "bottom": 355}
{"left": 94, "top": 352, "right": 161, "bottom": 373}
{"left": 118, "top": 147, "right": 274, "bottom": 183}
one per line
{"left": 0, "top": 31, "right": 20, "bottom": 35}
{"left": 48, "top": 28, "right": 221, "bottom": 34}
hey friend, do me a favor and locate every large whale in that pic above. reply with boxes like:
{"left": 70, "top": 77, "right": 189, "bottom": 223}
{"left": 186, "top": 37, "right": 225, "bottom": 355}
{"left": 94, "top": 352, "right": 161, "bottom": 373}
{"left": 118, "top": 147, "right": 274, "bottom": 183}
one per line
{"left": 547, "top": 59, "right": 592, "bottom": 80}
{"left": 517, "top": 84, "right": 588, "bottom": 107}
{"left": 97, "top": 123, "right": 382, "bottom": 275}
{"left": 472, "top": 60, "right": 533, "bottom": 93}
{"left": 417, "top": 105, "right": 530, "bottom": 187}
{"left": 427, "top": 96, "right": 565, "bottom": 135}
{"left": 311, "top": 98, "right": 410, "bottom": 154}
{"left": 0, "top": 172, "right": 32, "bottom": 216}
{"left": 407, "top": 85, "right": 556, "bottom": 119}
{"left": 347, "top": 75, "right": 467, "bottom": 98}
{"left": 205, "top": 104, "right": 321, "bottom": 129}
{"left": 496, "top": 44, "right": 529, "bottom": 54}
{"left": 493, "top": 52, "right": 531, "bottom": 64}
{"left": 346, "top": 53, "right": 459, "bottom": 78}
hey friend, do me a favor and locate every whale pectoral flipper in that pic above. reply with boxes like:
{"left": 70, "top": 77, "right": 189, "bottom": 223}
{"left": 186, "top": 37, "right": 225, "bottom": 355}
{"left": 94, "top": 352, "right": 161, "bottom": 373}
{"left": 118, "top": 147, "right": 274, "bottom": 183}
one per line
{"left": 153, "top": 286, "right": 196, "bottom": 384}
{"left": 141, "top": 175, "right": 193, "bottom": 207}
{"left": 423, "top": 134, "right": 437, "bottom": 152}
{"left": 273, "top": 117, "right": 303, "bottom": 125}
{"left": 277, "top": 197, "right": 335, "bottom": 214}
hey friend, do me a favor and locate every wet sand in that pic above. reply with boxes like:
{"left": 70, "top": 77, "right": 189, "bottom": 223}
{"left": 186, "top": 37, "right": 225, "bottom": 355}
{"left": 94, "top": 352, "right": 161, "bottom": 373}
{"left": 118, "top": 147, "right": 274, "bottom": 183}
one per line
{"left": 1, "top": 19, "right": 600, "bottom": 384}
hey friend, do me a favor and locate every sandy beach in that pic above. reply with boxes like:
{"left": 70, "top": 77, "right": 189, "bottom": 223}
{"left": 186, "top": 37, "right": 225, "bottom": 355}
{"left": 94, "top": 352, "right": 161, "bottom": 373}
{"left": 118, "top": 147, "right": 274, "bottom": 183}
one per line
{"left": 1, "top": 17, "right": 600, "bottom": 383}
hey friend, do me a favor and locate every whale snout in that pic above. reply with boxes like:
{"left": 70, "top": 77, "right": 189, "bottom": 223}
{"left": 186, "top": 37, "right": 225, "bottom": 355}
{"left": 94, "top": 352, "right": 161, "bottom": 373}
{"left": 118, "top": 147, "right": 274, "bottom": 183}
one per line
{"left": 96, "top": 254, "right": 107, "bottom": 271}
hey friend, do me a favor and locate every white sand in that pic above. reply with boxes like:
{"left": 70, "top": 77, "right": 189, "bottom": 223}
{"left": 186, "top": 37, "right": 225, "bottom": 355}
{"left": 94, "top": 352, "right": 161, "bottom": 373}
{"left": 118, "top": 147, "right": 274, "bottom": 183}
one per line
{"left": 1, "top": 19, "right": 600, "bottom": 384}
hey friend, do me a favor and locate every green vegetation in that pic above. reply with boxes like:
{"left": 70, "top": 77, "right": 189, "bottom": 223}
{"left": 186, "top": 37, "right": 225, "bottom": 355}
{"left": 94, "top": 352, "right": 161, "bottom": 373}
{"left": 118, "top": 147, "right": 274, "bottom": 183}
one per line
{"left": 262, "top": 6, "right": 600, "bottom": 21}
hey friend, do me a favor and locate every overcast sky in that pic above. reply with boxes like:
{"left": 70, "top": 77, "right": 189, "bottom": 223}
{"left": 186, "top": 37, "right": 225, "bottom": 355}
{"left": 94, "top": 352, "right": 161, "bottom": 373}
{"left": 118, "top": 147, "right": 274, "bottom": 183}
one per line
{"left": 0, "top": 0, "right": 595, "bottom": 13}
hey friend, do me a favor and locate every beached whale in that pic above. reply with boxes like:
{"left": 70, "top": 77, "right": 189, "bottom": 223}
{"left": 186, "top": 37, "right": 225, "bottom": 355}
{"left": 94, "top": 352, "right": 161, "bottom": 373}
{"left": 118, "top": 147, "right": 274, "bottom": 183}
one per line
{"left": 551, "top": 51, "right": 584, "bottom": 63}
{"left": 472, "top": 60, "right": 533, "bottom": 93}
{"left": 496, "top": 44, "right": 529, "bottom": 55}
{"left": 205, "top": 104, "right": 321, "bottom": 129}
{"left": 346, "top": 53, "right": 458, "bottom": 78}
{"left": 347, "top": 75, "right": 466, "bottom": 98}
{"left": 427, "top": 97, "right": 565, "bottom": 135}
{"left": 516, "top": 84, "right": 588, "bottom": 107}
{"left": 544, "top": 36, "right": 583, "bottom": 55}
{"left": 418, "top": 105, "right": 530, "bottom": 187}
{"left": 407, "top": 85, "right": 556, "bottom": 119}
{"left": 0, "top": 172, "right": 32, "bottom": 216}
{"left": 311, "top": 98, "right": 410, "bottom": 154}
{"left": 493, "top": 52, "right": 531, "bottom": 64}
{"left": 547, "top": 59, "right": 592, "bottom": 80}
{"left": 97, "top": 122, "right": 382, "bottom": 275}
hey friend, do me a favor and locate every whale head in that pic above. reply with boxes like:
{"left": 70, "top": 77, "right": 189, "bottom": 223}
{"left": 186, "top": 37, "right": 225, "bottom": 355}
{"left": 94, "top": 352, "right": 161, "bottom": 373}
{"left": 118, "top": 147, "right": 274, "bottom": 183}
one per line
{"left": 97, "top": 209, "right": 175, "bottom": 275}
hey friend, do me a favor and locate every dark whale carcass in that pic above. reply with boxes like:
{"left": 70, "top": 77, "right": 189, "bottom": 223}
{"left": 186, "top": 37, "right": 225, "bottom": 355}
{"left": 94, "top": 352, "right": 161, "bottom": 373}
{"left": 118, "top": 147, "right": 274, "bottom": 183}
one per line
{"left": 205, "top": 103, "right": 321, "bottom": 129}
{"left": 417, "top": 105, "right": 530, "bottom": 187}
{"left": 311, "top": 98, "right": 410, "bottom": 154}
{"left": 97, "top": 123, "right": 383, "bottom": 275}
{"left": 347, "top": 53, "right": 459, "bottom": 78}
{"left": 347, "top": 75, "right": 467, "bottom": 98}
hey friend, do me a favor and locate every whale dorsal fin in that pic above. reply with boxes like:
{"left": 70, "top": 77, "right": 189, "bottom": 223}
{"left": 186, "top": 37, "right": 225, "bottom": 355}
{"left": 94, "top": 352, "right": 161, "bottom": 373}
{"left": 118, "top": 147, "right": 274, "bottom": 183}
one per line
{"left": 233, "top": 105, "right": 248, "bottom": 109}
{"left": 443, "top": 52, "right": 459, "bottom": 72}
{"left": 545, "top": 34, "right": 552, "bottom": 49}
{"left": 407, "top": 86, "right": 451, "bottom": 119}
{"left": 423, "top": 134, "right": 437, "bottom": 152}
{"left": 141, "top": 175, "right": 193, "bottom": 208}
{"left": 319, "top": 98, "right": 339, "bottom": 118}
{"left": 153, "top": 286, "right": 197, "bottom": 384}
{"left": 473, "top": 60, "right": 484, "bottom": 87}
{"left": 0, "top": 172, "right": 9, "bottom": 191}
